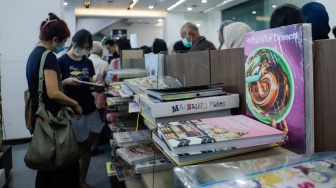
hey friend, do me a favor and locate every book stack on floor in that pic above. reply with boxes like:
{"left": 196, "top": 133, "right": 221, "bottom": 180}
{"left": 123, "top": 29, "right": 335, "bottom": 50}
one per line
{"left": 153, "top": 115, "right": 284, "bottom": 166}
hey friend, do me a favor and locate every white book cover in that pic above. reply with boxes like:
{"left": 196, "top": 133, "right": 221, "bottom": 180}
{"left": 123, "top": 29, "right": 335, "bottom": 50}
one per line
{"left": 145, "top": 53, "right": 164, "bottom": 77}
{"left": 137, "top": 93, "right": 239, "bottom": 118}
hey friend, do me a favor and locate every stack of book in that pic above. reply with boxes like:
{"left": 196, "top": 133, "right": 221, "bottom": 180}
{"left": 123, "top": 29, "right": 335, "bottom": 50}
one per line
{"left": 152, "top": 115, "right": 284, "bottom": 166}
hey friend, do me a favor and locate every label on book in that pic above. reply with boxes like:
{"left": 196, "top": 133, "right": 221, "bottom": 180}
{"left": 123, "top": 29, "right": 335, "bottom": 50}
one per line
{"left": 244, "top": 23, "right": 307, "bottom": 154}
{"left": 137, "top": 93, "right": 239, "bottom": 118}
{"left": 157, "top": 115, "right": 283, "bottom": 154}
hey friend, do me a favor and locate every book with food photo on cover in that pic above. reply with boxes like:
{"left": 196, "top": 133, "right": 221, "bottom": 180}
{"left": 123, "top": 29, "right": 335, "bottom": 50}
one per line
{"left": 157, "top": 115, "right": 284, "bottom": 155}
{"left": 244, "top": 23, "right": 313, "bottom": 154}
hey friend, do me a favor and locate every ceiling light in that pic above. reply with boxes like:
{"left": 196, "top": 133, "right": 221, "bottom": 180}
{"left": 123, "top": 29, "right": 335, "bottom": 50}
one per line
{"left": 128, "top": 0, "right": 139, "bottom": 10}
{"left": 84, "top": 0, "right": 90, "bottom": 8}
{"left": 64, "top": 2, "right": 68, "bottom": 6}
{"left": 272, "top": 5, "right": 277, "bottom": 8}
{"left": 252, "top": 11, "right": 256, "bottom": 14}
{"left": 202, "top": 0, "right": 207, "bottom": 3}
{"left": 149, "top": 5, "right": 154, "bottom": 9}
{"left": 167, "top": 0, "right": 187, "bottom": 11}
{"left": 196, "top": 23, "right": 201, "bottom": 26}
{"left": 158, "top": 19, "right": 163, "bottom": 22}
{"left": 187, "top": 7, "right": 192, "bottom": 11}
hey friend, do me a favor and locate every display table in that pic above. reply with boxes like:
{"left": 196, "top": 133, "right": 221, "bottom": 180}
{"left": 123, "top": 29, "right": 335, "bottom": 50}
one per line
{"left": 141, "top": 147, "right": 295, "bottom": 188}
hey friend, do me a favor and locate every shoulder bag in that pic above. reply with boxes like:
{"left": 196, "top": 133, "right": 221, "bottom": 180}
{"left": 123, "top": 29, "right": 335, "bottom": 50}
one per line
{"left": 24, "top": 50, "right": 80, "bottom": 170}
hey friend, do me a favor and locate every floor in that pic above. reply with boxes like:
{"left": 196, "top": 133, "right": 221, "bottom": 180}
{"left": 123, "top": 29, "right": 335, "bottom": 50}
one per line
{"left": 9, "top": 142, "right": 113, "bottom": 188}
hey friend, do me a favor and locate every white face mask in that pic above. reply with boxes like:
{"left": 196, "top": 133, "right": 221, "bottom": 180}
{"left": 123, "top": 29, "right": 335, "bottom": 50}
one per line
{"left": 74, "top": 47, "right": 89, "bottom": 57}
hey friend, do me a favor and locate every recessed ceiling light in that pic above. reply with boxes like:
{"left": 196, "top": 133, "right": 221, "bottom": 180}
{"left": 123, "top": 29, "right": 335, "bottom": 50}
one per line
{"left": 139, "top": 20, "right": 142, "bottom": 22}
{"left": 202, "top": 0, "right": 207, "bottom": 3}
{"left": 158, "top": 19, "right": 163, "bottom": 22}
{"left": 232, "top": 17, "right": 236, "bottom": 20}
{"left": 252, "top": 11, "right": 257, "bottom": 14}
{"left": 148, "top": 5, "right": 154, "bottom": 9}
{"left": 272, "top": 5, "right": 277, "bottom": 8}
{"left": 187, "top": 7, "right": 192, "bottom": 11}
{"left": 64, "top": 2, "right": 68, "bottom": 6}
{"left": 196, "top": 23, "right": 201, "bottom": 26}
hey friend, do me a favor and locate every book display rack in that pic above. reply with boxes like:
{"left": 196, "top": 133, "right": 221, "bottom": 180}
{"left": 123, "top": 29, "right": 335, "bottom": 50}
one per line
{"left": 103, "top": 24, "right": 336, "bottom": 187}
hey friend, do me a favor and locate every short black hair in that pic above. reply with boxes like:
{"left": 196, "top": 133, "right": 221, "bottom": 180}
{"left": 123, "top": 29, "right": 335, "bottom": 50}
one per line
{"left": 152, "top": 38, "right": 168, "bottom": 54}
{"left": 173, "top": 40, "right": 190, "bottom": 53}
{"left": 105, "top": 39, "right": 116, "bottom": 46}
{"left": 333, "top": 26, "right": 336, "bottom": 38}
{"left": 72, "top": 29, "right": 93, "bottom": 48}
{"left": 270, "top": 4, "right": 304, "bottom": 28}
{"left": 116, "top": 38, "right": 131, "bottom": 50}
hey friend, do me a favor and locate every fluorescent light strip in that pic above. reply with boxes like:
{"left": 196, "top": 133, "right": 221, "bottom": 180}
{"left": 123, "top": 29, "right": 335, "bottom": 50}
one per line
{"left": 128, "top": 0, "right": 139, "bottom": 10}
{"left": 167, "top": 0, "right": 187, "bottom": 11}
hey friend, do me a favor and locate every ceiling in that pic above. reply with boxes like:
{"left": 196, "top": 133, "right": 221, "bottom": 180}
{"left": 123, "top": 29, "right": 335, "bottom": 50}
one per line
{"left": 66, "top": 0, "right": 231, "bottom": 13}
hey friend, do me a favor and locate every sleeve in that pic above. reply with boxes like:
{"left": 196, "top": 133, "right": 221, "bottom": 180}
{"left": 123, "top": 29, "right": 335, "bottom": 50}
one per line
{"left": 43, "top": 52, "right": 58, "bottom": 73}
{"left": 57, "top": 55, "right": 67, "bottom": 80}
{"left": 87, "top": 58, "right": 95, "bottom": 77}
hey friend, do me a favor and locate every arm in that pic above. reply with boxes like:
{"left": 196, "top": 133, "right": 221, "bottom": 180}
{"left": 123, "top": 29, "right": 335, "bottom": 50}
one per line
{"left": 44, "top": 69, "right": 82, "bottom": 114}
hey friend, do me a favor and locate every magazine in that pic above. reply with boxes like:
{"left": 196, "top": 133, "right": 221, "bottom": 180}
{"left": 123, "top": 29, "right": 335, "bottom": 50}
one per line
{"left": 113, "top": 129, "right": 151, "bottom": 147}
{"left": 123, "top": 76, "right": 182, "bottom": 95}
{"left": 134, "top": 157, "right": 174, "bottom": 173}
{"left": 116, "top": 142, "right": 163, "bottom": 165}
{"left": 157, "top": 115, "right": 284, "bottom": 154}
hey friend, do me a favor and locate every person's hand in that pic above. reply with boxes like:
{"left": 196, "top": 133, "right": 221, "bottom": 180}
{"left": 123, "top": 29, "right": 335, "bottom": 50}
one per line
{"left": 73, "top": 103, "right": 83, "bottom": 120}
{"left": 270, "top": 119, "right": 288, "bottom": 141}
{"left": 63, "top": 77, "right": 81, "bottom": 86}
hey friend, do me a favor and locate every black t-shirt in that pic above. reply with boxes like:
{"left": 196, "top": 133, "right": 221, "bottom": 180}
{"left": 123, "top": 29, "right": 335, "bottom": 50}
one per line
{"left": 58, "top": 54, "right": 96, "bottom": 115}
{"left": 26, "top": 46, "right": 62, "bottom": 118}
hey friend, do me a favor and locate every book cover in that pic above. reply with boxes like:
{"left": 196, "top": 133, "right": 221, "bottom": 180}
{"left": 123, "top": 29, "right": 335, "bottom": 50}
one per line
{"left": 198, "top": 152, "right": 336, "bottom": 188}
{"left": 106, "top": 162, "right": 116, "bottom": 176}
{"left": 152, "top": 130, "right": 278, "bottom": 166}
{"left": 116, "top": 142, "right": 163, "bottom": 165}
{"left": 115, "top": 165, "right": 140, "bottom": 181}
{"left": 146, "top": 86, "right": 225, "bottom": 101}
{"left": 113, "top": 129, "right": 151, "bottom": 147}
{"left": 106, "top": 97, "right": 133, "bottom": 107}
{"left": 137, "top": 93, "right": 239, "bottom": 118}
{"left": 123, "top": 76, "right": 182, "bottom": 95}
{"left": 134, "top": 157, "right": 174, "bottom": 173}
{"left": 145, "top": 53, "right": 164, "bottom": 77}
{"left": 157, "top": 115, "right": 284, "bottom": 154}
{"left": 244, "top": 23, "right": 311, "bottom": 154}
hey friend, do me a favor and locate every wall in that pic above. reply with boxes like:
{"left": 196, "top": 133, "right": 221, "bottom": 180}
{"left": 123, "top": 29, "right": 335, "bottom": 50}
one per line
{"left": 0, "top": 0, "right": 63, "bottom": 140}
{"left": 207, "top": 11, "right": 222, "bottom": 49}
{"left": 127, "top": 25, "right": 163, "bottom": 48}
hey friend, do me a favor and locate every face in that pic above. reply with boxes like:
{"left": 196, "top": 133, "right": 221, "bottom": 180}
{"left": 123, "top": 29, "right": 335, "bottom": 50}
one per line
{"left": 73, "top": 41, "right": 91, "bottom": 57}
{"left": 106, "top": 44, "right": 116, "bottom": 54}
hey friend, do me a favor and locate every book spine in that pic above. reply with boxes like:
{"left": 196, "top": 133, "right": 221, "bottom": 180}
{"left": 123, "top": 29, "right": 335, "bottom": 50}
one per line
{"left": 139, "top": 94, "right": 239, "bottom": 118}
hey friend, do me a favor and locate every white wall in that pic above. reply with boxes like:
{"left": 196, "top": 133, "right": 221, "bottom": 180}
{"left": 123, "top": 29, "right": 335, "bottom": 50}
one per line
{"left": 128, "top": 25, "right": 163, "bottom": 48}
{"left": 316, "top": 0, "right": 336, "bottom": 38}
{"left": 163, "top": 12, "right": 186, "bottom": 53}
{"left": 207, "top": 11, "right": 222, "bottom": 49}
{"left": 0, "top": 0, "right": 63, "bottom": 140}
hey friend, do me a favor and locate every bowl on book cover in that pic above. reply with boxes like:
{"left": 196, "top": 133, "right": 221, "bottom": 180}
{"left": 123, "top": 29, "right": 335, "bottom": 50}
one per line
{"left": 245, "top": 47, "right": 294, "bottom": 124}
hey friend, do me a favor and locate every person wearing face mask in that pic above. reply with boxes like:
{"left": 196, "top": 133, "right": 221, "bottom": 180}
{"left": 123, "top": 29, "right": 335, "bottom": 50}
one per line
{"left": 58, "top": 29, "right": 103, "bottom": 188}
{"left": 26, "top": 12, "right": 83, "bottom": 188}
{"left": 180, "top": 22, "right": 216, "bottom": 52}
{"left": 218, "top": 20, "right": 234, "bottom": 50}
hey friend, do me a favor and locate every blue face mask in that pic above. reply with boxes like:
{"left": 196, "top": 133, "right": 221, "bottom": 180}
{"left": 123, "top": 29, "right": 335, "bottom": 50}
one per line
{"left": 182, "top": 38, "right": 192, "bottom": 48}
{"left": 55, "top": 45, "right": 65, "bottom": 54}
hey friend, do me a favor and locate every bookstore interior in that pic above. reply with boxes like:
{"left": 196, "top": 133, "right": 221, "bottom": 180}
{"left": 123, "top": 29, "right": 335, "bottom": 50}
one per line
{"left": 1, "top": 0, "right": 336, "bottom": 188}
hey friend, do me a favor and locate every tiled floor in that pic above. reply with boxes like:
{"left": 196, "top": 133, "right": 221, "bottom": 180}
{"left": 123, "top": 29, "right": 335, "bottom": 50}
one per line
{"left": 9, "top": 142, "right": 112, "bottom": 188}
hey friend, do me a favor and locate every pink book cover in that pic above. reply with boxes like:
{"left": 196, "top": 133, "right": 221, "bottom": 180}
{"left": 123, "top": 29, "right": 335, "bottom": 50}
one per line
{"left": 157, "top": 115, "right": 284, "bottom": 149}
